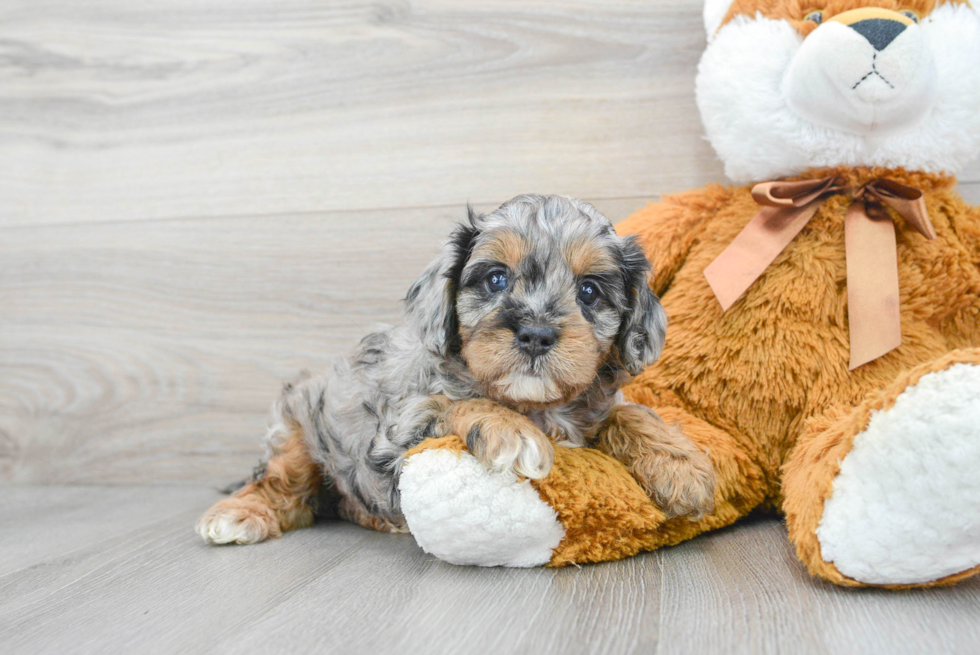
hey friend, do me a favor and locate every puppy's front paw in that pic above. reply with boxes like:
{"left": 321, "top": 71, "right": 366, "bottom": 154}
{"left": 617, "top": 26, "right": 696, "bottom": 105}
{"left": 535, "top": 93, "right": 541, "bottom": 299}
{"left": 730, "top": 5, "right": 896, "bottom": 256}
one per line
{"left": 597, "top": 405, "right": 717, "bottom": 520}
{"left": 448, "top": 399, "right": 554, "bottom": 479}
{"left": 468, "top": 421, "right": 554, "bottom": 479}
{"left": 634, "top": 447, "right": 716, "bottom": 520}
{"left": 196, "top": 497, "right": 281, "bottom": 545}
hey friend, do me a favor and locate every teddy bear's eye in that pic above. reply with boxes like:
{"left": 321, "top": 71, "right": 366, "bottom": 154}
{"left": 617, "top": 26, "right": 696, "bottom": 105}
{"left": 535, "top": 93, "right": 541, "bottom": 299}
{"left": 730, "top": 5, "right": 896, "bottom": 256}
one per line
{"left": 804, "top": 10, "right": 824, "bottom": 24}
{"left": 900, "top": 9, "right": 920, "bottom": 23}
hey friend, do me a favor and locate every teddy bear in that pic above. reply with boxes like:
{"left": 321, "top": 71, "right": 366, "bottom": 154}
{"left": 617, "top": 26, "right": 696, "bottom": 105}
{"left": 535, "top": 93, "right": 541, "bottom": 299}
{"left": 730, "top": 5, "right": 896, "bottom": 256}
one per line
{"left": 396, "top": 0, "right": 980, "bottom": 588}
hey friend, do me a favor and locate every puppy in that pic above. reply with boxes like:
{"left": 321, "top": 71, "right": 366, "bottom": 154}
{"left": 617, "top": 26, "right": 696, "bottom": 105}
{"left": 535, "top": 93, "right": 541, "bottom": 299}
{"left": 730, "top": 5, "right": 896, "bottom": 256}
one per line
{"left": 197, "top": 195, "right": 715, "bottom": 545}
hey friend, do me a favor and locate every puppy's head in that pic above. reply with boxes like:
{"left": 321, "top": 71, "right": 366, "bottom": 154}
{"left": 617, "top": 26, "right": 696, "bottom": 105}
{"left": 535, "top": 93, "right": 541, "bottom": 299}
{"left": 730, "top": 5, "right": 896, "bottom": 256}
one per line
{"left": 405, "top": 195, "right": 666, "bottom": 407}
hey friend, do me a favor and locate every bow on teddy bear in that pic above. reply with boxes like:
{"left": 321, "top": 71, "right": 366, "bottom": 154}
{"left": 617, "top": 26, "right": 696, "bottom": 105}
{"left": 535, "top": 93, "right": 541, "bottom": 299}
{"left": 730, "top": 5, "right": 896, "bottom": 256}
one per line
{"left": 398, "top": 0, "right": 980, "bottom": 588}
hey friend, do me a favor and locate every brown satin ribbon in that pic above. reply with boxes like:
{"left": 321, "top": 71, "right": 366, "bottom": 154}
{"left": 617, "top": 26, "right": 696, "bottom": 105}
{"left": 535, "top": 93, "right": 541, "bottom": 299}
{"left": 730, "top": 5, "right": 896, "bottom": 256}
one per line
{"left": 703, "top": 176, "right": 935, "bottom": 370}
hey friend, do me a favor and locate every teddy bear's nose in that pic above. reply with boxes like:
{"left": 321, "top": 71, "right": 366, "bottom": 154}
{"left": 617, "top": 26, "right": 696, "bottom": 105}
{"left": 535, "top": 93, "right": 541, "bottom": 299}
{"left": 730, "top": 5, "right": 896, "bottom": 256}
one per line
{"left": 826, "top": 8, "right": 915, "bottom": 52}
{"left": 849, "top": 18, "right": 907, "bottom": 51}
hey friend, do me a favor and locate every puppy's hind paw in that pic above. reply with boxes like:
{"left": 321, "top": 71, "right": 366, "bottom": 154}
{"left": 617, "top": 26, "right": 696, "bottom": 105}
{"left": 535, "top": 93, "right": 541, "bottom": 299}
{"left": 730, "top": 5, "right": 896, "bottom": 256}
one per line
{"left": 196, "top": 497, "right": 281, "bottom": 545}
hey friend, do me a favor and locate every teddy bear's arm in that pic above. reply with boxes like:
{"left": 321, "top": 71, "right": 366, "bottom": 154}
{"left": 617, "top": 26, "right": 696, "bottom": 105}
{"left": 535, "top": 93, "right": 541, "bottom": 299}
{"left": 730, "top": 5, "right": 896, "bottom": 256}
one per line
{"left": 616, "top": 184, "right": 733, "bottom": 296}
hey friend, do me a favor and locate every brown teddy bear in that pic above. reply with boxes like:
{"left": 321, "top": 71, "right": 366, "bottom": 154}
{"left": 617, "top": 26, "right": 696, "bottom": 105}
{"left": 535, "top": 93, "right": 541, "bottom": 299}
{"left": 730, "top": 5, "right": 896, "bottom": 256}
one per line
{"left": 398, "top": 0, "right": 980, "bottom": 588}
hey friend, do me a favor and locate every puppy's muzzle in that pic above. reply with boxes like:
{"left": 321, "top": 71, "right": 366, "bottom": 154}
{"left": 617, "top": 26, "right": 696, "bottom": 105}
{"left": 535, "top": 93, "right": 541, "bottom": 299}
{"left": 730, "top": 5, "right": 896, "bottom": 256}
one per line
{"left": 515, "top": 324, "right": 558, "bottom": 358}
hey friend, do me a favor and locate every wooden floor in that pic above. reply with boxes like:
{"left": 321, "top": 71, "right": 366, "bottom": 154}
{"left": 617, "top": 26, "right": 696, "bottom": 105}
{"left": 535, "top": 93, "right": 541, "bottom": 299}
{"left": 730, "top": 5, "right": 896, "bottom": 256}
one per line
{"left": 2, "top": 487, "right": 979, "bottom": 655}
{"left": 3, "top": 1, "right": 980, "bottom": 653}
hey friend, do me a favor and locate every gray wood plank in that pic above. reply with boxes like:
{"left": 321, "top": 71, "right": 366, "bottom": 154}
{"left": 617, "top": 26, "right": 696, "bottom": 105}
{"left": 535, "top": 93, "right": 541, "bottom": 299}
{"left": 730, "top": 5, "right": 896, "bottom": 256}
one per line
{"left": 3, "top": 184, "right": 968, "bottom": 485}
{"left": 0, "top": 205, "right": 456, "bottom": 484}
{"left": 657, "top": 517, "right": 980, "bottom": 655}
{"left": 0, "top": 485, "right": 658, "bottom": 655}
{"left": 3, "top": 0, "right": 977, "bottom": 230}
{"left": 0, "top": 197, "right": 650, "bottom": 485}
{"left": 218, "top": 540, "right": 660, "bottom": 655}
{"left": 0, "top": 505, "right": 389, "bottom": 654}
{"left": 3, "top": 488, "right": 979, "bottom": 655}
{"left": 0, "top": 485, "right": 214, "bottom": 577}
{"left": 0, "top": 0, "right": 724, "bottom": 228}
{"left": 0, "top": 486, "right": 227, "bottom": 620}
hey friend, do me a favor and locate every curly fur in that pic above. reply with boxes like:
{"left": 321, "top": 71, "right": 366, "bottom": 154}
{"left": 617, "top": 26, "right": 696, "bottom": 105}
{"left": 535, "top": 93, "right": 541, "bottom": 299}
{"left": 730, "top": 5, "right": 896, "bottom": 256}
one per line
{"left": 196, "top": 195, "right": 715, "bottom": 542}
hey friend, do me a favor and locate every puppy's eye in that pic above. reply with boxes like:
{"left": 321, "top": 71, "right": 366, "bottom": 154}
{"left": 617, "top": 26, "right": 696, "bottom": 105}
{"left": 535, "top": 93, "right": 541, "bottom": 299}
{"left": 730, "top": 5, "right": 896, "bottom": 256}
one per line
{"left": 804, "top": 10, "right": 823, "bottom": 23}
{"left": 577, "top": 281, "right": 599, "bottom": 306}
{"left": 486, "top": 271, "right": 508, "bottom": 293}
{"left": 900, "top": 9, "right": 919, "bottom": 23}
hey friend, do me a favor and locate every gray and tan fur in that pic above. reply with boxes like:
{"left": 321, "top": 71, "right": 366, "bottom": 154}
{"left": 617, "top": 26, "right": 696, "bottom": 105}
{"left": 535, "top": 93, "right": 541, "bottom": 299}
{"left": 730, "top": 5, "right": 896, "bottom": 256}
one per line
{"left": 197, "top": 195, "right": 715, "bottom": 545}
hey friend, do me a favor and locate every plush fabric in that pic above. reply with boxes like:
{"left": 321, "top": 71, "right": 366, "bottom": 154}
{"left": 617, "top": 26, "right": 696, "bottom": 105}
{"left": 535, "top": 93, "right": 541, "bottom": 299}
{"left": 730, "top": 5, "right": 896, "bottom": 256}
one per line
{"left": 398, "top": 0, "right": 980, "bottom": 586}
{"left": 815, "top": 360, "right": 980, "bottom": 585}
{"left": 617, "top": 166, "right": 980, "bottom": 583}
{"left": 400, "top": 437, "right": 565, "bottom": 567}
{"left": 698, "top": 2, "right": 980, "bottom": 183}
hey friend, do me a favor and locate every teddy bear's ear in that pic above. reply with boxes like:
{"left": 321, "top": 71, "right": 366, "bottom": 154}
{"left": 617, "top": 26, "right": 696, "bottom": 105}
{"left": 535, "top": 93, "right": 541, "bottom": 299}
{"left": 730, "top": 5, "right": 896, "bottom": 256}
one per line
{"left": 404, "top": 208, "right": 480, "bottom": 357}
{"left": 703, "top": 0, "right": 736, "bottom": 39}
{"left": 615, "top": 237, "right": 668, "bottom": 376}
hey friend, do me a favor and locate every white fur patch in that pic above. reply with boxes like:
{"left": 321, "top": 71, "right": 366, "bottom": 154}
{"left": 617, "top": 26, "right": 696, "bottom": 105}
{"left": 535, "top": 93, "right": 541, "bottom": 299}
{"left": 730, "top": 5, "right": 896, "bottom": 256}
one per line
{"left": 399, "top": 449, "right": 565, "bottom": 567}
{"left": 196, "top": 510, "right": 265, "bottom": 545}
{"left": 703, "top": 0, "right": 736, "bottom": 39}
{"left": 816, "top": 363, "right": 980, "bottom": 584}
{"left": 697, "top": 4, "right": 980, "bottom": 183}
{"left": 493, "top": 372, "right": 560, "bottom": 404}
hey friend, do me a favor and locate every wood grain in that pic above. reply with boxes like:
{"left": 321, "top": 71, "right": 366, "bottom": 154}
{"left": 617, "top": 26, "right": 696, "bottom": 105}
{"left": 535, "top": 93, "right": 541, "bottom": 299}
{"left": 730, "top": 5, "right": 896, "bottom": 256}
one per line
{"left": 5, "top": 0, "right": 976, "bottom": 230}
{"left": 4, "top": 186, "right": 975, "bottom": 485}
{"left": 2, "top": 488, "right": 978, "bottom": 654}
{"left": 3, "top": 0, "right": 979, "bottom": 485}
{"left": 7, "top": 0, "right": 970, "bottom": 228}
{"left": 0, "top": 0, "right": 724, "bottom": 228}
{"left": 0, "top": 198, "right": 643, "bottom": 485}
{"left": 4, "top": 2, "right": 980, "bottom": 651}
{"left": 0, "top": 486, "right": 658, "bottom": 655}
{"left": 657, "top": 517, "right": 980, "bottom": 655}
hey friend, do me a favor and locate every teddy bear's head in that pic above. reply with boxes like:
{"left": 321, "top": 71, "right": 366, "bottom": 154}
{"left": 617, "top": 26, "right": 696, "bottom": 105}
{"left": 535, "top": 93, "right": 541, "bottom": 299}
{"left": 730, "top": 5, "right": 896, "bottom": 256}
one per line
{"left": 697, "top": 0, "right": 980, "bottom": 183}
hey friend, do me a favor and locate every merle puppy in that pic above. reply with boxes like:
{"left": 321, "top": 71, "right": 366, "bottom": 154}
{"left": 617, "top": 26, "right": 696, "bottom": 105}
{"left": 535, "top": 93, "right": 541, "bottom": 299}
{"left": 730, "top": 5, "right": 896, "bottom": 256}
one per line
{"left": 197, "top": 195, "right": 715, "bottom": 544}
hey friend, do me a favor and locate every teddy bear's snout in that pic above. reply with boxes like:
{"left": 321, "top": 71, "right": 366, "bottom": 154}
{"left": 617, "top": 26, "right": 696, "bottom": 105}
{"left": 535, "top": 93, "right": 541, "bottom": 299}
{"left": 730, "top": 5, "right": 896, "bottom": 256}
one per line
{"left": 783, "top": 6, "right": 937, "bottom": 136}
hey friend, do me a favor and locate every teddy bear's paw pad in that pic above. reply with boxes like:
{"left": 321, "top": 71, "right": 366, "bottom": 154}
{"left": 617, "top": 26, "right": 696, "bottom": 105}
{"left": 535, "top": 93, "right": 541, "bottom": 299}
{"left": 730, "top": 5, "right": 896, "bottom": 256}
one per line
{"left": 196, "top": 498, "right": 279, "bottom": 545}
{"left": 399, "top": 448, "right": 565, "bottom": 567}
{"left": 817, "top": 363, "right": 980, "bottom": 585}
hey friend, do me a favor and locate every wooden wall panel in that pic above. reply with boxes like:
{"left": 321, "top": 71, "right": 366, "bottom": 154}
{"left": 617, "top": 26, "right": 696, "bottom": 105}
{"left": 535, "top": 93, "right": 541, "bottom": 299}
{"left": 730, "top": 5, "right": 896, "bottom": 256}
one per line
{"left": 2, "top": 0, "right": 978, "bottom": 483}
{"left": 0, "top": 0, "right": 724, "bottom": 228}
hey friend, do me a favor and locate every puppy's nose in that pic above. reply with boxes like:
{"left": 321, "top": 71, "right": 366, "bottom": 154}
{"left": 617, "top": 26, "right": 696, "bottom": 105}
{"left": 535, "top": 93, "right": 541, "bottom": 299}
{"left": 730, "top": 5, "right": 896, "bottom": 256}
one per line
{"left": 828, "top": 8, "right": 913, "bottom": 52}
{"left": 515, "top": 325, "right": 558, "bottom": 357}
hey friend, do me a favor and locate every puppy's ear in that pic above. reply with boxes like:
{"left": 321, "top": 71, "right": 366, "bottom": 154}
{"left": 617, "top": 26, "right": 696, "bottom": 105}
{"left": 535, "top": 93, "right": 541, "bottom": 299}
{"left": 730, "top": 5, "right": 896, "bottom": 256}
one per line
{"left": 615, "top": 236, "right": 668, "bottom": 376}
{"left": 404, "top": 207, "right": 480, "bottom": 356}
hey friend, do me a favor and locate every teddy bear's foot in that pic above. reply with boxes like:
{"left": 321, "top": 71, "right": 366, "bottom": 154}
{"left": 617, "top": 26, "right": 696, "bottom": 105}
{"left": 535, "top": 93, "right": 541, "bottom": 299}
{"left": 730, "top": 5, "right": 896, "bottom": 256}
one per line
{"left": 399, "top": 406, "right": 768, "bottom": 568}
{"left": 785, "top": 350, "right": 980, "bottom": 586}
{"left": 399, "top": 439, "right": 566, "bottom": 567}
